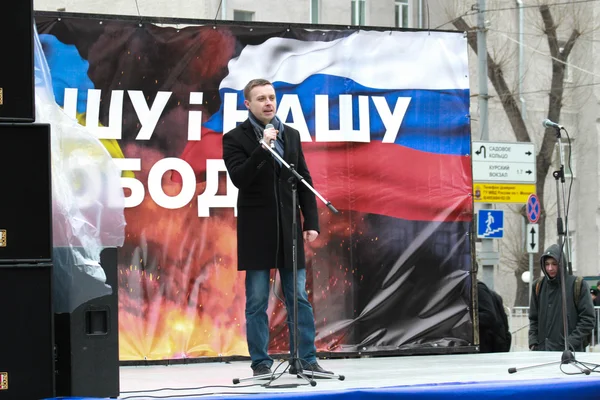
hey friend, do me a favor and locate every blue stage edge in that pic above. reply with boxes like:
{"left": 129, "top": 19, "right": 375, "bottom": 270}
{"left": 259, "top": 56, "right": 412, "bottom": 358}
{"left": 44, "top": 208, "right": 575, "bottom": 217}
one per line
{"left": 41, "top": 352, "right": 600, "bottom": 399}
{"left": 46, "top": 377, "right": 600, "bottom": 400}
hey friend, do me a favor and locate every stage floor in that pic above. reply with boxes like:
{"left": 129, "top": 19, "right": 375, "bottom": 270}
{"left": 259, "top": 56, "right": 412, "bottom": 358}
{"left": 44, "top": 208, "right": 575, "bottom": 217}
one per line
{"left": 113, "top": 351, "right": 600, "bottom": 399}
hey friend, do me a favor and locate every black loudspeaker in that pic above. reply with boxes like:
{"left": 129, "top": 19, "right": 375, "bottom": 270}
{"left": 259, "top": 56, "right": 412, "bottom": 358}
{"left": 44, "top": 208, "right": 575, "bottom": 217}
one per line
{"left": 54, "top": 247, "right": 120, "bottom": 398}
{"left": 0, "top": 264, "right": 55, "bottom": 400}
{"left": 0, "top": 123, "right": 52, "bottom": 263}
{"left": 0, "top": 0, "right": 34, "bottom": 122}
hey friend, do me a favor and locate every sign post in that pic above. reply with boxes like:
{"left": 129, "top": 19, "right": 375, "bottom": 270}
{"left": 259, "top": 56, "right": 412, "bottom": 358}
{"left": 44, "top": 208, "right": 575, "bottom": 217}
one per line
{"left": 526, "top": 194, "right": 540, "bottom": 223}
{"left": 472, "top": 141, "right": 537, "bottom": 293}
{"left": 473, "top": 183, "right": 535, "bottom": 203}
{"left": 477, "top": 209, "right": 504, "bottom": 239}
{"left": 472, "top": 141, "right": 536, "bottom": 184}
{"left": 476, "top": 208, "right": 503, "bottom": 289}
{"left": 526, "top": 194, "right": 541, "bottom": 306}
{"left": 526, "top": 223, "right": 539, "bottom": 253}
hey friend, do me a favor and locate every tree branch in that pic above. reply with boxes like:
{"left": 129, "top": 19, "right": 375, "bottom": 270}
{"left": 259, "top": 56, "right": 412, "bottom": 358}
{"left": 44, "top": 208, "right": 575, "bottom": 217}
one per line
{"left": 541, "top": 5, "right": 559, "bottom": 59}
{"left": 538, "top": 5, "right": 580, "bottom": 186}
{"left": 562, "top": 29, "right": 581, "bottom": 58}
{"left": 452, "top": 17, "right": 530, "bottom": 143}
{"left": 540, "top": 5, "right": 580, "bottom": 61}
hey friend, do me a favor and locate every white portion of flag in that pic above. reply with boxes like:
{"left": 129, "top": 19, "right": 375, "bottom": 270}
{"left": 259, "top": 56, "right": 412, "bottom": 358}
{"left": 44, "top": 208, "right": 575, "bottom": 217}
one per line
{"left": 221, "top": 30, "right": 469, "bottom": 91}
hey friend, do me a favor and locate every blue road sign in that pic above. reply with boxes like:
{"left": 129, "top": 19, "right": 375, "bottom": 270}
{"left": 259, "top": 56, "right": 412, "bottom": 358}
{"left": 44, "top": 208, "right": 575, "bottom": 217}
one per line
{"left": 527, "top": 194, "right": 540, "bottom": 223}
{"left": 477, "top": 209, "right": 504, "bottom": 238}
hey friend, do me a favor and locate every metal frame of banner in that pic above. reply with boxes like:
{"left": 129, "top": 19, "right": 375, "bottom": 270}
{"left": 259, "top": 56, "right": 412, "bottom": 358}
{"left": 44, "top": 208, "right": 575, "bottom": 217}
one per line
{"left": 34, "top": 12, "right": 478, "bottom": 365}
{"left": 34, "top": 10, "right": 459, "bottom": 34}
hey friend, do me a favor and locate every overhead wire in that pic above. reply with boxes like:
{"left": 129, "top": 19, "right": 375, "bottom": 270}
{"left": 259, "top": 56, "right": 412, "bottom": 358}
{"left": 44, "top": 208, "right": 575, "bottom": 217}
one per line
{"left": 492, "top": 30, "right": 600, "bottom": 79}
{"left": 214, "top": 0, "right": 223, "bottom": 21}
{"left": 435, "top": 2, "right": 600, "bottom": 98}
{"left": 435, "top": 0, "right": 600, "bottom": 29}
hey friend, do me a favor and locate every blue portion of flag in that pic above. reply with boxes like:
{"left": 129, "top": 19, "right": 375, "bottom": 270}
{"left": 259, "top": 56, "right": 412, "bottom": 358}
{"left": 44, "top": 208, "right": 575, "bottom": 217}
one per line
{"left": 205, "top": 74, "right": 470, "bottom": 156}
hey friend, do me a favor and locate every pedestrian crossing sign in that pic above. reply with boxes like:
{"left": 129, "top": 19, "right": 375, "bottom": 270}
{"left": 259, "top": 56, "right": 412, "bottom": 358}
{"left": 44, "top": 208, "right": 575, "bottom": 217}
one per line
{"left": 477, "top": 209, "right": 504, "bottom": 239}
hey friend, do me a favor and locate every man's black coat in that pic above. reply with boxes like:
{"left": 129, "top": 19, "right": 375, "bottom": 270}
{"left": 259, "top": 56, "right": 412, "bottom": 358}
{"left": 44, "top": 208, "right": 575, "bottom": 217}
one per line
{"left": 222, "top": 119, "right": 319, "bottom": 271}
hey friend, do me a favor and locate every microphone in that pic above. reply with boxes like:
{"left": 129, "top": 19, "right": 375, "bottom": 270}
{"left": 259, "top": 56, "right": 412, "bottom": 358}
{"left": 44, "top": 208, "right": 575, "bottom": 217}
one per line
{"left": 542, "top": 119, "right": 563, "bottom": 130}
{"left": 265, "top": 123, "right": 275, "bottom": 149}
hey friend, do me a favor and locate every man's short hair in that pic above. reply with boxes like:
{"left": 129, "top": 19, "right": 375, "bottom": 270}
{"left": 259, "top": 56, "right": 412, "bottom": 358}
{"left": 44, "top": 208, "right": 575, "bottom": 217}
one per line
{"left": 243, "top": 79, "right": 273, "bottom": 101}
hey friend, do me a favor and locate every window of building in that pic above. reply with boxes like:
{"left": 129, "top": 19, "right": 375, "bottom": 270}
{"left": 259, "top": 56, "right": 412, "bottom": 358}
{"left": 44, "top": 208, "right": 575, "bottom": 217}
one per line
{"left": 310, "top": 0, "right": 320, "bottom": 24}
{"left": 351, "top": 0, "right": 366, "bottom": 25}
{"left": 233, "top": 10, "right": 254, "bottom": 22}
{"left": 554, "top": 139, "right": 575, "bottom": 179}
{"left": 395, "top": 0, "right": 410, "bottom": 28}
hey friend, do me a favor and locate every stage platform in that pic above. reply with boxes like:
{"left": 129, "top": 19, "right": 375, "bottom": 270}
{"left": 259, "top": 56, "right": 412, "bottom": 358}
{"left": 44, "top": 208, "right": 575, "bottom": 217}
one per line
{"left": 48, "top": 351, "right": 600, "bottom": 399}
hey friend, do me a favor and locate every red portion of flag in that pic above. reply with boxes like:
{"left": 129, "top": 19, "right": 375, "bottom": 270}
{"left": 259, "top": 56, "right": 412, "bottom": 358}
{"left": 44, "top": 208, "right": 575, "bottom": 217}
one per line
{"left": 172, "top": 128, "right": 224, "bottom": 183}
{"left": 304, "top": 141, "right": 472, "bottom": 222}
{"left": 176, "top": 129, "right": 473, "bottom": 222}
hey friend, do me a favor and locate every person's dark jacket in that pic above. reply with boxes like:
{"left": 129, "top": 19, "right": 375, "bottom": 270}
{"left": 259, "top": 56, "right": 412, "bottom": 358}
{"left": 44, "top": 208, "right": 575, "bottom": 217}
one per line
{"left": 478, "top": 281, "right": 512, "bottom": 352}
{"left": 528, "top": 244, "right": 595, "bottom": 351}
{"left": 222, "top": 118, "right": 319, "bottom": 271}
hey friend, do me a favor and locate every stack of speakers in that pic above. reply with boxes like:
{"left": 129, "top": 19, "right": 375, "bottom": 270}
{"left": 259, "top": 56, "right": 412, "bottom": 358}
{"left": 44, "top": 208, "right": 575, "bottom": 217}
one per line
{"left": 0, "top": 127, "right": 55, "bottom": 400}
{"left": 0, "top": 0, "right": 54, "bottom": 398}
{"left": 0, "top": 1, "right": 120, "bottom": 398}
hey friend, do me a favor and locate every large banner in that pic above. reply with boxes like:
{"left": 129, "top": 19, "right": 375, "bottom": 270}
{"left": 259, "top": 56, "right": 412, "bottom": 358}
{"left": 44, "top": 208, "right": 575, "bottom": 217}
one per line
{"left": 36, "top": 14, "right": 474, "bottom": 361}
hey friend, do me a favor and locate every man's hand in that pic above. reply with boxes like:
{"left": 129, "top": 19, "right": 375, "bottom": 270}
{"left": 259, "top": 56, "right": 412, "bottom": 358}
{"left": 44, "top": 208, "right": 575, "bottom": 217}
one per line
{"left": 529, "top": 344, "right": 538, "bottom": 351}
{"left": 261, "top": 127, "right": 278, "bottom": 149}
{"left": 303, "top": 230, "right": 318, "bottom": 243}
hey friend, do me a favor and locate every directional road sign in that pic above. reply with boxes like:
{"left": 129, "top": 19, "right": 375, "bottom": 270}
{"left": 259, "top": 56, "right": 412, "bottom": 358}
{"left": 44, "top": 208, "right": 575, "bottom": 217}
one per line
{"left": 527, "top": 223, "right": 539, "bottom": 253}
{"left": 526, "top": 194, "right": 540, "bottom": 223}
{"left": 472, "top": 141, "right": 536, "bottom": 183}
{"left": 473, "top": 183, "right": 535, "bottom": 204}
{"left": 477, "top": 209, "right": 504, "bottom": 239}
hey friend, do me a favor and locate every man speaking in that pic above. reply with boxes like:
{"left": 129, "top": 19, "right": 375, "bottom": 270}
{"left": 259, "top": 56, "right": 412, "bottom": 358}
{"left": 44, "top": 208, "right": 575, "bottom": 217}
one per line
{"left": 222, "top": 78, "right": 333, "bottom": 378}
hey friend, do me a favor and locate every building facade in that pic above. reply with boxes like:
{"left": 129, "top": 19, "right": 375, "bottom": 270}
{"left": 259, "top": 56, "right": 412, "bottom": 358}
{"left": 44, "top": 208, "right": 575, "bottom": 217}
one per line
{"left": 34, "top": 0, "right": 424, "bottom": 29}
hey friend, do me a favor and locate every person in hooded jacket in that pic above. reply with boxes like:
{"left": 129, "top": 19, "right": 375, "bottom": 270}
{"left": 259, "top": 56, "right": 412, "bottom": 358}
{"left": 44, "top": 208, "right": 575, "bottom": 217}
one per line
{"left": 528, "top": 244, "right": 595, "bottom": 351}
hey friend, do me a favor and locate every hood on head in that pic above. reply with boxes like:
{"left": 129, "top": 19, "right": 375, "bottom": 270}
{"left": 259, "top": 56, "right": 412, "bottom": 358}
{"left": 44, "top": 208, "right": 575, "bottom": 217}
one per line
{"left": 540, "top": 243, "right": 565, "bottom": 281}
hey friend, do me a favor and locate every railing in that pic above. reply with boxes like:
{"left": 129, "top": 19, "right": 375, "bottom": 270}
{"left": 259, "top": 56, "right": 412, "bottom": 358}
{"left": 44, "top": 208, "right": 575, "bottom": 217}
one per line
{"left": 507, "top": 306, "right": 600, "bottom": 352}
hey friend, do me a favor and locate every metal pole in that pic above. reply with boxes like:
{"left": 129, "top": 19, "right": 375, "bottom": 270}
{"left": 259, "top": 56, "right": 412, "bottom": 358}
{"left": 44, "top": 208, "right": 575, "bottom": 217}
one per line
{"left": 477, "top": 0, "right": 488, "bottom": 141}
{"left": 516, "top": 0, "right": 526, "bottom": 119}
{"left": 517, "top": 0, "right": 532, "bottom": 305}
{"left": 524, "top": 216, "right": 533, "bottom": 306}
{"left": 221, "top": 0, "right": 227, "bottom": 19}
{"left": 557, "top": 143, "right": 573, "bottom": 273}
{"left": 476, "top": 0, "right": 495, "bottom": 289}
{"left": 528, "top": 254, "right": 533, "bottom": 305}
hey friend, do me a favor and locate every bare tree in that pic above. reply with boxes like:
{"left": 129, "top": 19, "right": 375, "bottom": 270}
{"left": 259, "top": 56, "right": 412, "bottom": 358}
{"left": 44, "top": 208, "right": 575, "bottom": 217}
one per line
{"left": 453, "top": 4, "right": 581, "bottom": 306}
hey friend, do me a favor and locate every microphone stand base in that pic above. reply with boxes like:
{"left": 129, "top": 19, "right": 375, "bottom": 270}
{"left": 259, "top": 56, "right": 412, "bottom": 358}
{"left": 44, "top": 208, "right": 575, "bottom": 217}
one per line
{"left": 508, "top": 350, "right": 600, "bottom": 375}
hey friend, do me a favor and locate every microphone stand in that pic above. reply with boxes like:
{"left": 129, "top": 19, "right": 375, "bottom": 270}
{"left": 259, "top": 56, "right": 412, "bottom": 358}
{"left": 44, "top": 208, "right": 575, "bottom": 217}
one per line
{"left": 508, "top": 125, "right": 600, "bottom": 375}
{"left": 233, "top": 140, "right": 344, "bottom": 387}
{"left": 261, "top": 139, "right": 339, "bottom": 215}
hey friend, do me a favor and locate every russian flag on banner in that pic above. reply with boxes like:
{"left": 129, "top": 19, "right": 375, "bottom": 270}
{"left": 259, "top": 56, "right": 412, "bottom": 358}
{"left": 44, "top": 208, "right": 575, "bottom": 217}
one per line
{"left": 180, "top": 30, "right": 473, "bottom": 222}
